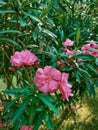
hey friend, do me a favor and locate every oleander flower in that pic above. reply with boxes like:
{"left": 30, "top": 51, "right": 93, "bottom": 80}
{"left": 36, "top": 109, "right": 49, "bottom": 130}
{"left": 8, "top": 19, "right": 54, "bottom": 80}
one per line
{"left": 34, "top": 66, "right": 61, "bottom": 93}
{"left": 20, "top": 125, "right": 33, "bottom": 130}
{"left": 10, "top": 50, "right": 38, "bottom": 68}
{"left": 81, "top": 40, "right": 98, "bottom": 57}
{"left": 59, "top": 73, "right": 74, "bottom": 101}
{"left": 62, "top": 38, "right": 74, "bottom": 47}
{"left": 65, "top": 49, "right": 74, "bottom": 56}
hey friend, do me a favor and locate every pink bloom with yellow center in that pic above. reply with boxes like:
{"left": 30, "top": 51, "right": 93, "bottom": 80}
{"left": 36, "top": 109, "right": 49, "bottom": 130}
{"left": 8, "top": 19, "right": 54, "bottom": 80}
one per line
{"left": 34, "top": 66, "right": 61, "bottom": 93}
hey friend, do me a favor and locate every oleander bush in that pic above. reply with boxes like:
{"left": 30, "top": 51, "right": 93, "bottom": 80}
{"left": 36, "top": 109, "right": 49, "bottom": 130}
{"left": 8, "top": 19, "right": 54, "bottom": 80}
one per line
{"left": 0, "top": 0, "right": 98, "bottom": 130}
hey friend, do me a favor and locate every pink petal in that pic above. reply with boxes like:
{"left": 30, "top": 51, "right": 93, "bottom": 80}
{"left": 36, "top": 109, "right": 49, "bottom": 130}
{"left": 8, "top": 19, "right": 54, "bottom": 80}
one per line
{"left": 62, "top": 38, "right": 74, "bottom": 47}
{"left": 39, "top": 82, "right": 49, "bottom": 94}
{"left": 62, "top": 73, "right": 69, "bottom": 81}
{"left": 50, "top": 68, "right": 61, "bottom": 81}
{"left": 48, "top": 80, "right": 58, "bottom": 92}
{"left": 44, "top": 66, "right": 52, "bottom": 76}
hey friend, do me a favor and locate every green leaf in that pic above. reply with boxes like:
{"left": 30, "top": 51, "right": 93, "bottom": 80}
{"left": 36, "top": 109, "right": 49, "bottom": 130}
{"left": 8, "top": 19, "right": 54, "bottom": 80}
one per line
{"left": 41, "top": 28, "right": 57, "bottom": 38}
{"left": 0, "top": 37, "right": 19, "bottom": 47}
{"left": 0, "top": 10, "right": 15, "bottom": 14}
{"left": 75, "top": 27, "right": 80, "bottom": 47}
{"left": 75, "top": 70, "right": 81, "bottom": 83}
{"left": 33, "top": 113, "right": 44, "bottom": 130}
{"left": 78, "top": 68, "right": 91, "bottom": 77}
{"left": 95, "top": 58, "right": 98, "bottom": 66}
{"left": 0, "top": 30, "right": 21, "bottom": 35}
{"left": 11, "top": 97, "right": 30, "bottom": 124}
{"left": 38, "top": 93, "right": 59, "bottom": 115}
{"left": 40, "top": 0, "right": 56, "bottom": 18}
{"left": 23, "top": 11, "right": 43, "bottom": 25}
{"left": 28, "top": 102, "right": 36, "bottom": 126}
{"left": 75, "top": 54, "right": 94, "bottom": 61}
{"left": 4, "top": 99, "right": 17, "bottom": 113}
{"left": 19, "top": 16, "right": 26, "bottom": 27}
{"left": 16, "top": 0, "right": 22, "bottom": 8}
{"left": 3, "top": 87, "right": 32, "bottom": 96}
{"left": 45, "top": 113, "right": 54, "bottom": 130}
{"left": 0, "top": 0, "right": 7, "bottom": 7}
{"left": 86, "top": 64, "right": 98, "bottom": 75}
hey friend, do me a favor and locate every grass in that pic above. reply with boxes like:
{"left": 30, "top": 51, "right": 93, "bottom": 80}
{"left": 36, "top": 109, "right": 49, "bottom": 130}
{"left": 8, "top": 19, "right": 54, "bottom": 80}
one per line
{"left": 60, "top": 87, "right": 98, "bottom": 130}
{"left": 0, "top": 79, "right": 98, "bottom": 130}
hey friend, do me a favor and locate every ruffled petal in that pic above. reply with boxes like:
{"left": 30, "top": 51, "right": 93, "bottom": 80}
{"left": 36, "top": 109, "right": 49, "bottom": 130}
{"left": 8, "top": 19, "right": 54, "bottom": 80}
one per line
{"left": 39, "top": 83, "right": 49, "bottom": 94}
{"left": 50, "top": 68, "right": 61, "bottom": 81}
{"left": 44, "top": 66, "right": 52, "bottom": 76}
{"left": 48, "top": 80, "right": 58, "bottom": 92}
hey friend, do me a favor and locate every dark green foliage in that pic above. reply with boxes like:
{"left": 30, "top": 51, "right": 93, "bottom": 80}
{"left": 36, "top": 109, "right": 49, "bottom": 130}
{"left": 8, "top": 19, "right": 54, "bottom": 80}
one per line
{"left": 0, "top": 0, "right": 98, "bottom": 130}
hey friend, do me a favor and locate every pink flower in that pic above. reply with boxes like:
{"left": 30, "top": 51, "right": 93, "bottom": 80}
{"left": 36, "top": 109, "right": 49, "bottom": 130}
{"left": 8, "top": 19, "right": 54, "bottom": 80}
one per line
{"left": 34, "top": 66, "right": 61, "bottom": 93}
{"left": 81, "top": 43, "right": 90, "bottom": 54}
{"left": 20, "top": 125, "right": 33, "bottom": 130}
{"left": 62, "top": 39, "right": 74, "bottom": 57}
{"left": 90, "top": 40, "right": 98, "bottom": 48}
{"left": 10, "top": 50, "right": 38, "bottom": 68}
{"left": 81, "top": 40, "right": 98, "bottom": 57}
{"left": 59, "top": 73, "right": 74, "bottom": 101}
{"left": 65, "top": 49, "right": 74, "bottom": 56}
{"left": 62, "top": 38, "right": 74, "bottom": 47}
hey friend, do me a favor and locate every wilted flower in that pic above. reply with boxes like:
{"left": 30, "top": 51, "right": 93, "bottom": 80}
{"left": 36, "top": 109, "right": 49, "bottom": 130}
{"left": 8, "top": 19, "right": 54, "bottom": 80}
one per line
{"left": 56, "top": 60, "right": 65, "bottom": 70}
{"left": 59, "top": 73, "right": 74, "bottom": 101}
{"left": 10, "top": 50, "right": 38, "bottom": 69}
{"left": 0, "top": 122, "right": 6, "bottom": 128}
{"left": 34, "top": 66, "right": 61, "bottom": 93}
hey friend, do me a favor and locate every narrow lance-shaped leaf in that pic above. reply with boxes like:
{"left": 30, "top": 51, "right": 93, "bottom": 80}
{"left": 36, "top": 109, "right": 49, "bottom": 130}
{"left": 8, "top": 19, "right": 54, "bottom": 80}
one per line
{"left": 0, "top": 10, "right": 16, "bottom": 14}
{"left": 86, "top": 64, "right": 98, "bottom": 75}
{"left": 75, "top": 27, "right": 80, "bottom": 47}
{"left": 45, "top": 113, "right": 54, "bottom": 130}
{"left": 16, "top": 0, "right": 22, "bottom": 8}
{"left": 41, "top": 28, "right": 57, "bottom": 38}
{"left": 0, "top": 30, "right": 21, "bottom": 35}
{"left": 75, "top": 54, "right": 94, "bottom": 61}
{"left": 0, "top": 37, "right": 20, "bottom": 47}
{"left": 33, "top": 113, "right": 44, "bottom": 130}
{"left": 23, "top": 11, "right": 43, "bottom": 25}
{"left": 4, "top": 99, "right": 17, "bottom": 113}
{"left": 10, "top": 97, "right": 30, "bottom": 124}
{"left": 38, "top": 93, "right": 59, "bottom": 115}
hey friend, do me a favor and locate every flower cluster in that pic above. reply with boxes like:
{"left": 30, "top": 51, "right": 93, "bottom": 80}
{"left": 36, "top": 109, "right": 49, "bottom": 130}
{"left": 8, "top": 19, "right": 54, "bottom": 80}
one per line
{"left": 62, "top": 38, "right": 74, "bottom": 56}
{"left": 81, "top": 40, "right": 98, "bottom": 57}
{"left": 34, "top": 66, "right": 73, "bottom": 101}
